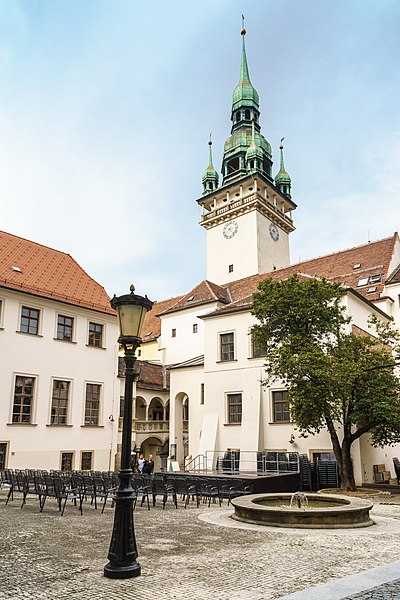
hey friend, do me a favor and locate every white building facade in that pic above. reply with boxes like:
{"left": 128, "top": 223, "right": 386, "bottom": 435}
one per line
{"left": 0, "top": 231, "right": 119, "bottom": 472}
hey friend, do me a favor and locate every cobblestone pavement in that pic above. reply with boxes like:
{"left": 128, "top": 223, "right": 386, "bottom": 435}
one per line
{"left": 343, "top": 579, "right": 400, "bottom": 599}
{"left": 1, "top": 490, "right": 400, "bottom": 600}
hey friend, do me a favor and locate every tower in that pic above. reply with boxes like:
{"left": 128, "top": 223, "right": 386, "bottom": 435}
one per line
{"left": 197, "top": 26, "right": 296, "bottom": 284}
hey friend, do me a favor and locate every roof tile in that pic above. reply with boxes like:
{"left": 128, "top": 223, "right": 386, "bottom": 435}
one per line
{"left": 0, "top": 231, "right": 114, "bottom": 314}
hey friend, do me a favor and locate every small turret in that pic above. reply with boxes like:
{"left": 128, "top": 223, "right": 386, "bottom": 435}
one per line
{"left": 202, "top": 137, "right": 219, "bottom": 195}
{"left": 274, "top": 139, "right": 291, "bottom": 198}
{"left": 246, "top": 119, "right": 263, "bottom": 174}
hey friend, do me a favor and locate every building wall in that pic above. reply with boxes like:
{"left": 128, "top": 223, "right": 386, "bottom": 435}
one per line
{"left": 206, "top": 209, "right": 289, "bottom": 284}
{"left": 0, "top": 288, "right": 119, "bottom": 471}
{"left": 159, "top": 304, "right": 218, "bottom": 366}
{"left": 170, "top": 293, "right": 397, "bottom": 484}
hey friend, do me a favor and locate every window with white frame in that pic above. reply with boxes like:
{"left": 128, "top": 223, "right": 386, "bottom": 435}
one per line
{"left": 272, "top": 390, "right": 290, "bottom": 423}
{"left": 50, "top": 380, "right": 70, "bottom": 425}
{"left": 20, "top": 306, "right": 40, "bottom": 335}
{"left": 220, "top": 332, "right": 235, "bottom": 361}
{"left": 84, "top": 383, "right": 101, "bottom": 425}
{"left": 227, "top": 392, "right": 242, "bottom": 424}
{"left": 12, "top": 375, "right": 36, "bottom": 423}
{"left": 88, "top": 322, "right": 103, "bottom": 347}
{"left": 250, "top": 327, "right": 266, "bottom": 358}
{"left": 57, "top": 314, "right": 74, "bottom": 342}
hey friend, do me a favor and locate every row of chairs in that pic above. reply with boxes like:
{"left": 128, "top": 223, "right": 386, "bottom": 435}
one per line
{"left": 0, "top": 469, "right": 253, "bottom": 514}
{"left": 0, "top": 470, "right": 117, "bottom": 515}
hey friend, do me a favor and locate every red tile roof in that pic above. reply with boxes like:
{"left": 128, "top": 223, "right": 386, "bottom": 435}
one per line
{"left": 0, "top": 230, "right": 114, "bottom": 315}
{"left": 118, "top": 358, "right": 169, "bottom": 391}
{"left": 141, "top": 295, "right": 185, "bottom": 342}
{"left": 125, "top": 234, "right": 400, "bottom": 338}
{"left": 158, "top": 280, "right": 230, "bottom": 316}
{"left": 207, "top": 234, "right": 399, "bottom": 316}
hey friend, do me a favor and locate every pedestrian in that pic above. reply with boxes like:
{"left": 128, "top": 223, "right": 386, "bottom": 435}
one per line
{"left": 142, "top": 454, "right": 154, "bottom": 474}
{"left": 137, "top": 454, "right": 145, "bottom": 474}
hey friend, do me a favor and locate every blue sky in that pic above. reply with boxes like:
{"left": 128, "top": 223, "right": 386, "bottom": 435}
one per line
{"left": 1, "top": 0, "right": 399, "bottom": 300}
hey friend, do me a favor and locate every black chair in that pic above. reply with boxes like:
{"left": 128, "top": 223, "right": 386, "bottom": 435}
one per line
{"left": 152, "top": 474, "right": 178, "bottom": 509}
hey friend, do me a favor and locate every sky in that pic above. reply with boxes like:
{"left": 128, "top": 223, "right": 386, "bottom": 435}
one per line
{"left": 0, "top": 0, "right": 399, "bottom": 301}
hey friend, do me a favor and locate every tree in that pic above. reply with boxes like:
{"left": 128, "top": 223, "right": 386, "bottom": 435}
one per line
{"left": 252, "top": 275, "right": 400, "bottom": 491}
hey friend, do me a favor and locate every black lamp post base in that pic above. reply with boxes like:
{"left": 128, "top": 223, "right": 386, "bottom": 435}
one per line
{"left": 104, "top": 560, "right": 141, "bottom": 579}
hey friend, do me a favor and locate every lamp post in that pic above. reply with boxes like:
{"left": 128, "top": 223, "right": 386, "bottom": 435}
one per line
{"left": 104, "top": 285, "right": 153, "bottom": 579}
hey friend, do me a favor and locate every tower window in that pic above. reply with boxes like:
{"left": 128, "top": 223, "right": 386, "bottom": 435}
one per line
{"left": 227, "top": 158, "right": 239, "bottom": 173}
{"left": 228, "top": 264, "right": 233, "bottom": 273}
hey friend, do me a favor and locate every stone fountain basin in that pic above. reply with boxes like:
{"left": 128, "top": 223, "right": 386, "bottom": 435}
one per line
{"left": 231, "top": 493, "right": 374, "bottom": 529}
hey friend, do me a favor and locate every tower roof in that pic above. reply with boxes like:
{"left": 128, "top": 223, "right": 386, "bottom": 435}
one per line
{"left": 232, "top": 28, "right": 259, "bottom": 113}
{"left": 275, "top": 141, "right": 291, "bottom": 186}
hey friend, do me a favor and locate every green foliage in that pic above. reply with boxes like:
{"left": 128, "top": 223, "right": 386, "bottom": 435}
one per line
{"left": 252, "top": 275, "right": 400, "bottom": 488}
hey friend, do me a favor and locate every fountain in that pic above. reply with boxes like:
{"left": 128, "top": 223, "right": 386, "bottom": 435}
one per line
{"left": 231, "top": 492, "right": 373, "bottom": 529}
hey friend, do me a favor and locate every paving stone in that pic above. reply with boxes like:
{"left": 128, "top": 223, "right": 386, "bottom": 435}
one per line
{"left": 1, "top": 490, "right": 400, "bottom": 600}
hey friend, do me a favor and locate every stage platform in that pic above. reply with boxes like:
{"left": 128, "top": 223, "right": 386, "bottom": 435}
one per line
{"left": 163, "top": 470, "right": 300, "bottom": 494}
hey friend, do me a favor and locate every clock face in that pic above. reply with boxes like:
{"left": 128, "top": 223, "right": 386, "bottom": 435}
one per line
{"left": 223, "top": 220, "right": 238, "bottom": 239}
{"left": 269, "top": 222, "right": 279, "bottom": 242}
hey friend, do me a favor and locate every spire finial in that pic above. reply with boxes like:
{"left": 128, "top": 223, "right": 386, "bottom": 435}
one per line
{"left": 241, "top": 14, "right": 246, "bottom": 36}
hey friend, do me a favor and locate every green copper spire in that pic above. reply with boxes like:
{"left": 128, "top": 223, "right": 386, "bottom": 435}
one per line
{"left": 232, "top": 25, "right": 259, "bottom": 113}
{"left": 221, "top": 22, "right": 272, "bottom": 185}
{"left": 202, "top": 136, "right": 219, "bottom": 195}
{"left": 274, "top": 138, "right": 291, "bottom": 198}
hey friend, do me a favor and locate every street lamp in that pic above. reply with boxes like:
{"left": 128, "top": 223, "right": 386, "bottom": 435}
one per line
{"left": 104, "top": 284, "right": 153, "bottom": 579}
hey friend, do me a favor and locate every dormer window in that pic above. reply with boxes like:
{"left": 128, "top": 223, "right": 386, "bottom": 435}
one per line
{"left": 357, "top": 277, "right": 369, "bottom": 287}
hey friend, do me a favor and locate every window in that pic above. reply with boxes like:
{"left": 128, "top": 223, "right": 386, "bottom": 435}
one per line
{"left": 272, "top": 390, "right": 290, "bottom": 423}
{"left": 84, "top": 383, "right": 101, "bottom": 425}
{"left": 57, "top": 315, "right": 74, "bottom": 341}
{"left": 357, "top": 274, "right": 382, "bottom": 287}
{"left": 0, "top": 443, "right": 8, "bottom": 469}
{"left": 251, "top": 328, "right": 266, "bottom": 358}
{"left": 20, "top": 306, "right": 40, "bottom": 335}
{"left": 227, "top": 393, "right": 242, "bottom": 424}
{"left": 12, "top": 376, "right": 35, "bottom": 423}
{"left": 171, "top": 328, "right": 176, "bottom": 338}
{"left": 193, "top": 324, "right": 198, "bottom": 334}
{"left": 228, "top": 264, "right": 233, "bottom": 273}
{"left": 81, "top": 451, "right": 93, "bottom": 471}
{"left": 50, "top": 380, "right": 70, "bottom": 425}
{"left": 200, "top": 383, "right": 205, "bottom": 405}
{"left": 88, "top": 322, "right": 103, "bottom": 347}
{"left": 220, "top": 332, "right": 235, "bottom": 361}
{"left": 61, "top": 452, "right": 74, "bottom": 472}
{"left": 227, "top": 157, "right": 239, "bottom": 173}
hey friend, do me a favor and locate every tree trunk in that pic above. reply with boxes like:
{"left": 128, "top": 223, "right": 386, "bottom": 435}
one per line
{"left": 339, "top": 438, "right": 356, "bottom": 491}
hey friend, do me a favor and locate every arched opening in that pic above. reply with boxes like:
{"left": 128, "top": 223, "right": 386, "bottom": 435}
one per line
{"left": 149, "top": 397, "right": 163, "bottom": 421}
{"left": 172, "top": 392, "right": 189, "bottom": 466}
{"left": 140, "top": 436, "right": 163, "bottom": 473}
{"left": 135, "top": 396, "right": 147, "bottom": 420}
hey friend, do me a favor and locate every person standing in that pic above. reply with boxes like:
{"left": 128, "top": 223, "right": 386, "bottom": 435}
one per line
{"left": 137, "top": 454, "right": 145, "bottom": 474}
{"left": 143, "top": 454, "right": 154, "bottom": 474}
